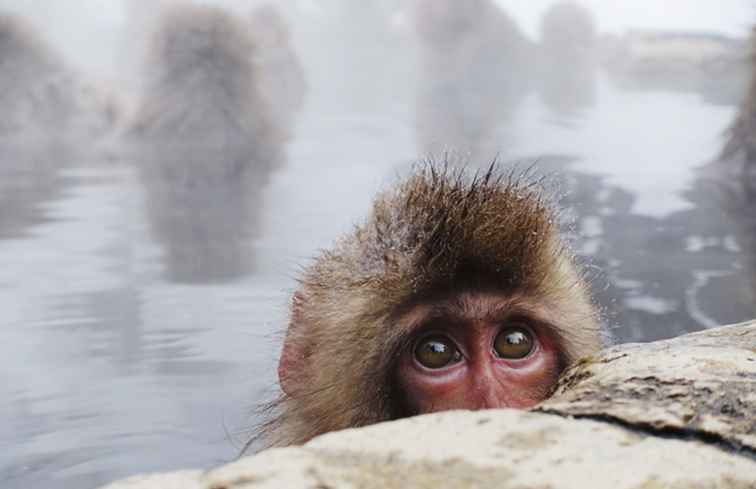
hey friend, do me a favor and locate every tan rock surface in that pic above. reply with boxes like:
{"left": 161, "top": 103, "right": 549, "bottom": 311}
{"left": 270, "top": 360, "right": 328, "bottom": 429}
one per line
{"left": 540, "top": 320, "right": 756, "bottom": 451}
{"left": 101, "top": 321, "right": 756, "bottom": 489}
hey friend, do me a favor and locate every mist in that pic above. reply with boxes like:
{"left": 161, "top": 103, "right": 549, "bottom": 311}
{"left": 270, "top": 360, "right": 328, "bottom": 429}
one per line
{"left": 1, "top": 1, "right": 754, "bottom": 488}
{"left": 0, "top": 1, "right": 750, "bottom": 78}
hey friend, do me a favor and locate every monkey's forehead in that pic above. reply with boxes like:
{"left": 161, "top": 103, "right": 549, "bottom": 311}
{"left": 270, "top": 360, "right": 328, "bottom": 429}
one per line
{"left": 298, "top": 161, "right": 588, "bottom": 316}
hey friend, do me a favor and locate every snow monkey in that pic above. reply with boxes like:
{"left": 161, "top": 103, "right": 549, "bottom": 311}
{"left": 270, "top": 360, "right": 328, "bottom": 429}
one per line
{"left": 261, "top": 162, "right": 602, "bottom": 447}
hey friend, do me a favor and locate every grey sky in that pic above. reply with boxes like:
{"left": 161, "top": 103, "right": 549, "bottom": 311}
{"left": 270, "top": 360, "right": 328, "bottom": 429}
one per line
{"left": 501, "top": 0, "right": 753, "bottom": 39}
{"left": 0, "top": 0, "right": 752, "bottom": 79}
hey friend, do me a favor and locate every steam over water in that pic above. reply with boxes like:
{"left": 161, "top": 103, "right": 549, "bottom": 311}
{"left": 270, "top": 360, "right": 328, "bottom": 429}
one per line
{"left": 0, "top": 1, "right": 753, "bottom": 487}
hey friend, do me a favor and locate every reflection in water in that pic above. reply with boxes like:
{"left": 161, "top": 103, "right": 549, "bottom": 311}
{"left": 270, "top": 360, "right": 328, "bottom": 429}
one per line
{"left": 55, "top": 285, "right": 144, "bottom": 369}
{"left": 0, "top": 163, "right": 255, "bottom": 489}
{"left": 130, "top": 4, "right": 285, "bottom": 284}
{"left": 0, "top": 141, "right": 73, "bottom": 238}
{"left": 412, "top": 0, "right": 532, "bottom": 159}
{"left": 537, "top": 2, "right": 597, "bottom": 122}
{"left": 135, "top": 145, "right": 274, "bottom": 284}
{"left": 679, "top": 176, "right": 756, "bottom": 327}
{"left": 530, "top": 155, "right": 756, "bottom": 342}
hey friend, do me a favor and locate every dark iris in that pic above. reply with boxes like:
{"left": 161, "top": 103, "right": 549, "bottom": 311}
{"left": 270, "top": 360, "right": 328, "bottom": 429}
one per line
{"left": 414, "top": 335, "right": 460, "bottom": 369}
{"left": 493, "top": 326, "right": 534, "bottom": 359}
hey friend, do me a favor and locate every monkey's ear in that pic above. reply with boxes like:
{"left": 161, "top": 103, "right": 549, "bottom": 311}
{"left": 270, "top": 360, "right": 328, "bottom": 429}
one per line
{"left": 278, "top": 291, "right": 308, "bottom": 396}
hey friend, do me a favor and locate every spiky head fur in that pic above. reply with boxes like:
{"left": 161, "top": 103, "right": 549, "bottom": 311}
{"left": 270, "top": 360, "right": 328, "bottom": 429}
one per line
{"left": 255, "top": 161, "right": 600, "bottom": 448}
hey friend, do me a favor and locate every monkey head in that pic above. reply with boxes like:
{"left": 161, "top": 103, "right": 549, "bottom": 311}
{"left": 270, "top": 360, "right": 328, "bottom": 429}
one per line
{"left": 270, "top": 162, "right": 602, "bottom": 447}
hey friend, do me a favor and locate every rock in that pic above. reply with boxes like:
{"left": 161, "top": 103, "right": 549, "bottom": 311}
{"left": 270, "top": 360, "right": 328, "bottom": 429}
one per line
{"left": 100, "top": 321, "right": 756, "bottom": 489}
{"left": 540, "top": 320, "right": 756, "bottom": 451}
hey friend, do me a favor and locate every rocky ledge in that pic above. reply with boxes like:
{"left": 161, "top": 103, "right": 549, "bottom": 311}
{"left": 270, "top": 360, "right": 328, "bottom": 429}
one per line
{"left": 102, "top": 320, "right": 756, "bottom": 489}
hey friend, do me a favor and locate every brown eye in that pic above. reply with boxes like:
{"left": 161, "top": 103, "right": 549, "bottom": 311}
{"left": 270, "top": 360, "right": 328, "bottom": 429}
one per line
{"left": 414, "top": 335, "right": 460, "bottom": 369}
{"left": 493, "top": 326, "right": 534, "bottom": 359}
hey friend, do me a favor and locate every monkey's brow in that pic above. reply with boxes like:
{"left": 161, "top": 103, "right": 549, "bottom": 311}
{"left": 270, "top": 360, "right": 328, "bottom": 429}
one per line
{"left": 425, "top": 298, "right": 517, "bottom": 323}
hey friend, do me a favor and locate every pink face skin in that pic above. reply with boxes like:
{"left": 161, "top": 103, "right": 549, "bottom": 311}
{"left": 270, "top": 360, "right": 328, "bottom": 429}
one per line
{"left": 395, "top": 291, "right": 563, "bottom": 414}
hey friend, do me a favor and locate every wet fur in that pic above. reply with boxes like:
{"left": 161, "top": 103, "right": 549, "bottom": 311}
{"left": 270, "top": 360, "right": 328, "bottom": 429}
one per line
{"left": 132, "top": 4, "right": 279, "bottom": 150}
{"left": 722, "top": 27, "right": 756, "bottom": 162}
{"left": 252, "top": 160, "right": 600, "bottom": 449}
{"left": 0, "top": 14, "right": 76, "bottom": 134}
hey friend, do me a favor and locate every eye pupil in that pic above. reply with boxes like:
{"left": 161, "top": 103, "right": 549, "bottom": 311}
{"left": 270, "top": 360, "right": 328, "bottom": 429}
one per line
{"left": 415, "top": 335, "right": 458, "bottom": 369}
{"left": 494, "top": 326, "right": 534, "bottom": 359}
